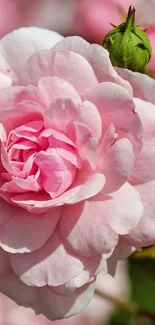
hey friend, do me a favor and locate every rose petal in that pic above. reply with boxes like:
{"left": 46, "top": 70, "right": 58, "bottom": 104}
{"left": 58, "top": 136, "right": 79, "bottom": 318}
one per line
{"left": 12, "top": 173, "right": 105, "bottom": 211}
{"left": 130, "top": 98, "right": 155, "bottom": 184}
{"left": 0, "top": 272, "right": 37, "bottom": 306}
{"left": 99, "top": 137, "right": 135, "bottom": 193}
{"left": 116, "top": 67, "right": 155, "bottom": 105}
{"left": 26, "top": 49, "right": 98, "bottom": 92}
{"left": 9, "top": 229, "right": 83, "bottom": 286}
{"left": 38, "top": 76, "right": 81, "bottom": 105}
{"left": 63, "top": 255, "right": 106, "bottom": 291}
{"left": 0, "top": 27, "right": 63, "bottom": 85}
{"left": 72, "top": 121, "right": 98, "bottom": 169}
{"left": 53, "top": 36, "right": 133, "bottom": 94}
{"left": 59, "top": 183, "right": 143, "bottom": 257}
{"left": 0, "top": 247, "right": 10, "bottom": 275}
{"left": 123, "top": 180, "right": 155, "bottom": 247}
{"left": 0, "top": 198, "right": 61, "bottom": 253}
{"left": 35, "top": 149, "right": 76, "bottom": 198}
{"left": 82, "top": 82, "right": 142, "bottom": 154}
{"left": 33, "top": 280, "right": 96, "bottom": 320}
{"left": 59, "top": 198, "right": 118, "bottom": 257}
{"left": 45, "top": 97, "right": 102, "bottom": 139}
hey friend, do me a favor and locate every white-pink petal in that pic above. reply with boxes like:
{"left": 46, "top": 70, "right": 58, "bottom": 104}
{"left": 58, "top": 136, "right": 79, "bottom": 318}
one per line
{"left": 0, "top": 27, "right": 63, "bottom": 85}
{"left": 38, "top": 76, "right": 81, "bottom": 106}
{"left": 59, "top": 197, "right": 118, "bottom": 257}
{"left": 9, "top": 229, "right": 84, "bottom": 286}
{"left": 0, "top": 272, "right": 37, "bottom": 306}
{"left": 123, "top": 180, "right": 155, "bottom": 247}
{"left": 0, "top": 247, "right": 10, "bottom": 275}
{"left": 116, "top": 67, "right": 155, "bottom": 105}
{"left": 0, "top": 198, "right": 61, "bottom": 253}
{"left": 12, "top": 173, "right": 105, "bottom": 211}
{"left": 26, "top": 49, "right": 98, "bottom": 92}
{"left": 99, "top": 137, "right": 135, "bottom": 193}
{"left": 33, "top": 280, "right": 96, "bottom": 320}
{"left": 130, "top": 98, "right": 155, "bottom": 184}
{"left": 53, "top": 36, "right": 133, "bottom": 94}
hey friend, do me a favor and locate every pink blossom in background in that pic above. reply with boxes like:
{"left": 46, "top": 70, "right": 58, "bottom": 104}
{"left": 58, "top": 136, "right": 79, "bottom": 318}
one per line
{"left": 75, "top": 0, "right": 139, "bottom": 44}
{"left": 0, "top": 0, "right": 76, "bottom": 38}
{"left": 0, "top": 0, "right": 21, "bottom": 37}
{"left": 0, "top": 27, "right": 144, "bottom": 319}
{"left": 0, "top": 262, "right": 129, "bottom": 325}
{"left": 22, "top": 0, "right": 77, "bottom": 36}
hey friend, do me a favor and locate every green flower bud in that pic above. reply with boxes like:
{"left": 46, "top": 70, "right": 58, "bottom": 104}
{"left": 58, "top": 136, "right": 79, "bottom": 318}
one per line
{"left": 102, "top": 6, "right": 152, "bottom": 73}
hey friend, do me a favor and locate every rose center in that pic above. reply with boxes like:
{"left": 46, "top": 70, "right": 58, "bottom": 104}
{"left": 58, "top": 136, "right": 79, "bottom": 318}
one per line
{"left": 1, "top": 120, "right": 82, "bottom": 199}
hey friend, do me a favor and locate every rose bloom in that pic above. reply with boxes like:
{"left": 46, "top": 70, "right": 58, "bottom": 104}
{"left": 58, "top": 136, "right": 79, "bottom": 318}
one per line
{"left": 0, "top": 27, "right": 143, "bottom": 320}
{"left": 0, "top": 262, "right": 129, "bottom": 325}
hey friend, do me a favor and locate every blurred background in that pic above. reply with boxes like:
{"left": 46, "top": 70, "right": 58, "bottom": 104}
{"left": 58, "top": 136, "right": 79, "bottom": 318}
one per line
{"left": 0, "top": 1, "right": 155, "bottom": 324}
{"left": 0, "top": 0, "right": 155, "bottom": 76}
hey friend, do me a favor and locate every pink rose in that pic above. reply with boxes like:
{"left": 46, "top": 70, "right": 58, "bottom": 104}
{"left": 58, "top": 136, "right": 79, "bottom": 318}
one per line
{"left": 0, "top": 28, "right": 143, "bottom": 319}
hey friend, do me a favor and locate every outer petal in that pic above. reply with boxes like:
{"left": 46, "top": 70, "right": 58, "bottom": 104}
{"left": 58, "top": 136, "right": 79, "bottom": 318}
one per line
{"left": 105, "top": 183, "right": 143, "bottom": 234}
{"left": 59, "top": 183, "right": 143, "bottom": 257}
{"left": 52, "top": 36, "right": 133, "bottom": 94}
{"left": 52, "top": 254, "right": 107, "bottom": 297}
{"left": 0, "top": 85, "right": 45, "bottom": 113}
{"left": 59, "top": 197, "right": 118, "bottom": 257}
{"left": 82, "top": 82, "right": 142, "bottom": 153}
{"left": 130, "top": 98, "right": 155, "bottom": 184}
{"left": 32, "top": 280, "right": 96, "bottom": 320}
{"left": 116, "top": 67, "right": 155, "bottom": 105}
{"left": 99, "top": 137, "right": 135, "bottom": 193}
{"left": 123, "top": 181, "right": 155, "bottom": 247}
{"left": 0, "top": 198, "right": 61, "bottom": 253}
{"left": 0, "top": 27, "right": 63, "bottom": 85}
{"left": 64, "top": 255, "right": 106, "bottom": 291}
{"left": 25, "top": 49, "right": 97, "bottom": 92}
{"left": 0, "top": 272, "right": 37, "bottom": 307}
{"left": 0, "top": 247, "right": 10, "bottom": 275}
{"left": 9, "top": 229, "right": 84, "bottom": 287}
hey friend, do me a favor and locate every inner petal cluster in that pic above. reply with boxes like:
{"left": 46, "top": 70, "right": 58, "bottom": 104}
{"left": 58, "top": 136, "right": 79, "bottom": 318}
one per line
{"left": 0, "top": 120, "right": 82, "bottom": 199}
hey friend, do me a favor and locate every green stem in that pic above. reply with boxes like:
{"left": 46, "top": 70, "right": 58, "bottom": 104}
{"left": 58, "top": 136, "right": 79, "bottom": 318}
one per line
{"left": 95, "top": 288, "right": 139, "bottom": 314}
{"left": 95, "top": 289, "right": 155, "bottom": 322}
